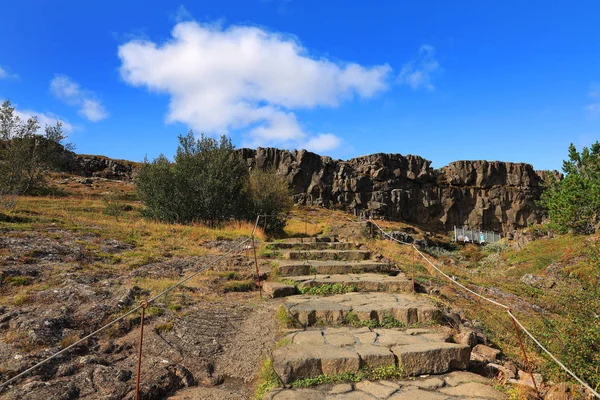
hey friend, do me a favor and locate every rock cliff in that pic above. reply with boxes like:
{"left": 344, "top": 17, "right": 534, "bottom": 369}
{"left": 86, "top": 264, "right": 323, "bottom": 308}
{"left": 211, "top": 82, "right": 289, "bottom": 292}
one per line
{"left": 239, "top": 148, "right": 552, "bottom": 234}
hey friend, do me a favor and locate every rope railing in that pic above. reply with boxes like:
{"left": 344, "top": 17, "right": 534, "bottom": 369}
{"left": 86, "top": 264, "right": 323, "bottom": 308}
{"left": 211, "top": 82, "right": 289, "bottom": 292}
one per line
{"left": 363, "top": 217, "right": 599, "bottom": 399}
{"left": 0, "top": 234, "right": 254, "bottom": 392}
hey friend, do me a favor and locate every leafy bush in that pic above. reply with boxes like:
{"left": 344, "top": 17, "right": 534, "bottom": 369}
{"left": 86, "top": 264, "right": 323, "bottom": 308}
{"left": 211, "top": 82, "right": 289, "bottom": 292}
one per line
{"left": 248, "top": 168, "right": 291, "bottom": 234}
{"left": 540, "top": 141, "right": 600, "bottom": 234}
{"left": 136, "top": 132, "right": 249, "bottom": 224}
{"left": 135, "top": 132, "right": 291, "bottom": 231}
{"left": 0, "top": 100, "right": 71, "bottom": 202}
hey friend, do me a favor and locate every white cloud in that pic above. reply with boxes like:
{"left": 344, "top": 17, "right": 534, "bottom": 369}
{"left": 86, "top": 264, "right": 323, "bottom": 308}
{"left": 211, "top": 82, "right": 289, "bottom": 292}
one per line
{"left": 50, "top": 75, "right": 108, "bottom": 122}
{"left": 397, "top": 45, "right": 440, "bottom": 91}
{"left": 118, "top": 21, "right": 391, "bottom": 151}
{"left": 0, "top": 66, "right": 17, "bottom": 79}
{"left": 586, "top": 84, "right": 600, "bottom": 118}
{"left": 4, "top": 102, "right": 74, "bottom": 135}
{"left": 304, "top": 133, "right": 342, "bottom": 153}
{"left": 171, "top": 5, "right": 194, "bottom": 22}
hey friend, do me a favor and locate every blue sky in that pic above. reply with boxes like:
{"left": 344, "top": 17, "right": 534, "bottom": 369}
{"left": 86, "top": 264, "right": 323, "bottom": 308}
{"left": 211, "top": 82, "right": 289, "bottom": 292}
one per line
{"left": 1, "top": 0, "right": 599, "bottom": 171}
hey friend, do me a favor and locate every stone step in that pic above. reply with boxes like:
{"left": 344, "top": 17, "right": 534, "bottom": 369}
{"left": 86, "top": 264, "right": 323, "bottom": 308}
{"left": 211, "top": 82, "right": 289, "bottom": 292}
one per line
{"left": 265, "top": 242, "right": 358, "bottom": 250}
{"left": 272, "top": 326, "right": 470, "bottom": 384}
{"left": 283, "top": 273, "right": 413, "bottom": 294}
{"left": 281, "top": 292, "right": 441, "bottom": 327}
{"left": 284, "top": 249, "right": 371, "bottom": 261}
{"left": 276, "top": 236, "right": 338, "bottom": 244}
{"left": 275, "top": 261, "right": 397, "bottom": 276}
{"left": 265, "top": 371, "right": 505, "bottom": 399}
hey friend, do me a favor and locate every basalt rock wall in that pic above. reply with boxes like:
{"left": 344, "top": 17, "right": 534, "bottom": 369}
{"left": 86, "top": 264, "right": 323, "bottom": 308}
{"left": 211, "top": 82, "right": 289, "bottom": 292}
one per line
{"left": 239, "top": 148, "right": 552, "bottom": 234}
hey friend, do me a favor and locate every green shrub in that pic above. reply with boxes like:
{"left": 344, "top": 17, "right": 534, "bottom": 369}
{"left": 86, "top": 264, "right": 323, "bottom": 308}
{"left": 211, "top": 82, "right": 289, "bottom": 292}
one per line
{"left": 539, "top": 141, "right": 600, "bottom": 234}
{"left": 0, "top": 100, "right": 72, "bottom": 202}
{"left": 135, "top": 132, "right": 291, "bottom": 229}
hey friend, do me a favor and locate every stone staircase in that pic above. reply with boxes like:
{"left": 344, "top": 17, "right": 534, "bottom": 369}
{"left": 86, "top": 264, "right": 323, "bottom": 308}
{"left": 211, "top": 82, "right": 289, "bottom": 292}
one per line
{"left": 261, "top": 236, "right": 508, "bottom": 399}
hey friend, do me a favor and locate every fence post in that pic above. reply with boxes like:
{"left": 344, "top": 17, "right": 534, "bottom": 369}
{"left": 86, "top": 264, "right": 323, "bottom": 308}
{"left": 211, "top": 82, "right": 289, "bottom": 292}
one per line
{"left": 509, "top": 310, "right": 540, "bottom": 398}
{"left": 252, "top": 235, "right": 262, "bottom": 298}
{"left": 412, "top": 246, "right": 416, "bottom": 293}
{"left": 135, "top": 300, "right": 149, "bottom": 400}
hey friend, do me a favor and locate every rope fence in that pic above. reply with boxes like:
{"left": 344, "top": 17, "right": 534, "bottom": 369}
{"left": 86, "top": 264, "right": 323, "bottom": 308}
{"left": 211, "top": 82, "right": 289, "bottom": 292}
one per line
{"left": 0, "top": 213, "right": 272, "bottom": 394}
{"left": 363, "top": 217, "right": 599, "bottom": 399}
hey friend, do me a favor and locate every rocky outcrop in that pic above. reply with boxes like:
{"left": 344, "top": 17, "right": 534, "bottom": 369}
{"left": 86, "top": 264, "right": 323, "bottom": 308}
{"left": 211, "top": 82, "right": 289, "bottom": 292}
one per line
{"left": 70, "top": 155, "right": 137, "bottom": 180}
{"left": 239, "top": 148, "right": 552, "bottom": 234}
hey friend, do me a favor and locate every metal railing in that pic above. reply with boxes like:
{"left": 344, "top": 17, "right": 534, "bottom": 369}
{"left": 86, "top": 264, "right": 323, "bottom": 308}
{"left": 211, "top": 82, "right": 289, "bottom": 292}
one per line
{"left": 453, "top": 226, "right": 502, "bottom": 244}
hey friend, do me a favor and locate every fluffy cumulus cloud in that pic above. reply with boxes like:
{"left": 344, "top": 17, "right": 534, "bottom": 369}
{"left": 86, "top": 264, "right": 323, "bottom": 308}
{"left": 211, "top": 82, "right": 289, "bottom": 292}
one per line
{"left": 585, "top": 84, "right": 600, "bottom": 118}
{"left": 118, "top": 22, "right": 391, "bottom": 152}
{"left": 50, "top": 75, "right": 108, "bottom": 122}
{"left": 397, "top": 45, "right": 440, "bottom": 91}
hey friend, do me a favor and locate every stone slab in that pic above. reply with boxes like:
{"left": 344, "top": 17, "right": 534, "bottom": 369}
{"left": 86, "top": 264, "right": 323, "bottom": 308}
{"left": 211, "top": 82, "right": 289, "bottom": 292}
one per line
{"left": 263, "top": 282, "right": 297, "bottom": 298}
{"left": 392, "top": 342, "right": 471, "bottom": 376}
{"left": 272, "top": 327, "right": 471, "bottom": 383}
{"left": 285, "top": 250, "right": 371, "bottom": 261}
{"left": 282, "top": 292, "right": 441, "bottom": 327}
{"left": 285, "top": 273, "right": 413, "bottom": 293}
{"left": 276, "top": 261, "right": 396, "bottom": 276}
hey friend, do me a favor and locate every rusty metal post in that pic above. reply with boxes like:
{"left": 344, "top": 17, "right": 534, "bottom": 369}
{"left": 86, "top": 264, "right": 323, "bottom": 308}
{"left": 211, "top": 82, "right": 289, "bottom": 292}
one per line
{"left": 135, "top": 300, "right": 149, "bottom": 400}
{"left": 252, "top": 235, "right": 262, "bottom": 298}
{"left": 412, "top": 247, "right": 416, "bottom": 293}
{"left": 509, "top": 310, "right": 540, "bottom": 398}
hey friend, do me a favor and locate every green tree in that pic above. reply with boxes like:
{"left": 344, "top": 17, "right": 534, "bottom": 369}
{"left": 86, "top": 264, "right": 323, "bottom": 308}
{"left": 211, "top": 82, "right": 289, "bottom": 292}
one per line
{"left": 135, "top": 132, "right": 250, "bottom": 225}
{"left": 0, "top": 100, "right": 70, "bottom": 202}
{"left": 248, "top": 168, "right": 292, "bottom": 233}
{"left": 540, "top": 141, "right": 600, "bottom": 233}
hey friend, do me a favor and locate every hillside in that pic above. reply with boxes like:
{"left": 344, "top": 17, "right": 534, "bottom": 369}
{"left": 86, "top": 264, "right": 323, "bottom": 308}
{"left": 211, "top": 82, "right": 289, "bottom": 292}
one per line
{"left": 0, "top": 170, "right": 598, "bottom": 399}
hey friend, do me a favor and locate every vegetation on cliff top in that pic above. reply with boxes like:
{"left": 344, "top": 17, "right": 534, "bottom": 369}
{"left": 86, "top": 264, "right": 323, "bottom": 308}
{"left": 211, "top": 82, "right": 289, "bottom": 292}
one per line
{"left": 135, "top": 131, "right": 291, "bottom": 232}
{"left": 540, "top": 140, "right": 600, "bottom": 234}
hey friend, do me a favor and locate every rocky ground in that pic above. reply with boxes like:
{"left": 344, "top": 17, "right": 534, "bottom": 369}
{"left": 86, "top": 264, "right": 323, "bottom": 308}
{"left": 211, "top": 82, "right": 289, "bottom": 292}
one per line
{"left": 0, "top": 209, "right": 279, "bottom": 399}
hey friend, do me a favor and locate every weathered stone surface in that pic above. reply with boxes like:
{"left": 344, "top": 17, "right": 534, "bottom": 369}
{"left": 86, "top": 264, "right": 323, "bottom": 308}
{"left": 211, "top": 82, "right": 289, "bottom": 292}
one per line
{"left": 282, "top": 293, "right": 440, "bottom": 327}
{"left": 265, "top": 242, "right": 356, "bottom": 250}
{"left": 285, "top": 250, "right": 371, "bottom": 261}
{"left": 272, "top": 344, "right": 360, "bottom": 383}
{"left": 355, "top": 380, "right": 399, "bottom": 397}
{"left": 388, "top": 387, "right": 449, "bottom": 399}
{"left": 392, "top": 342, "right": 471, "bottom": 376}
{"left": 269, "top": 388, "right": 326, "bottom": 399}
{"left": 485, "top": 363, "right": 516, "bottom": 379}
{"left": 275, "top": 261, "right": 395, "bottom": 276}
{"left": 453, "top": 326, "right": 478, "bottom": 347}
{"left": 240, "top": 148, "right": 554, "bottom": 233}
{"left": 443, "top": 371, "right": 490, "bottom": 386}
{"left": 287, "top": 273, "right": 413, "bottom": 294}
{"left": 439, "top": 382, "right": 506, "bottom": 399}
{"left": 399, "top": 377, "right": 445, "bottom": 390}
{"left": 329, "top": 383, "right": 353, "bottom": 394}
{"left": 470, "top": 344, "right": 501, "bottom": 363}
{"left": 263, "top": 282, "right": 297, "bottom": 298}
{"left": 354, "top": 344, "right": 396, "bottom": 369}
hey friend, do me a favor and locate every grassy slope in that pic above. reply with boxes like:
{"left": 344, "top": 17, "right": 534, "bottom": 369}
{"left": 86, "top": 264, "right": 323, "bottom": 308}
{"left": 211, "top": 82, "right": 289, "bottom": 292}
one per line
{"left": 367, "top": 220, "right": 600, "bottom": 391}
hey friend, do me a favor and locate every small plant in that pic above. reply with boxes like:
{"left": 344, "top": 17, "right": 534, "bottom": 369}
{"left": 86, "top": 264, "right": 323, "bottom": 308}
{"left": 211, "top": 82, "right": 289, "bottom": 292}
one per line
{"left": 276, "top": 305, "right": 294, "bottom": 327}
{"left": 223, "top": 280, "right": 254, "bottom": 292}
{"left": 253, "top": 358, "right": 281, "bottom": 400}
{"left": 290, "top": 365, "right": 404, "bottom": 388}
{"left": 59, "top": 334, "right": 80, "bottom": 348}
{"left": 5, "top": 276, "right": 31, "bottom": 286}
{"left": 299, "top": 283, "right": 357, "bottom": 296}
{"left": 13, "top": 293, "right": 31, "bottom": 305}
{"left": 102, "top": 192, "right": 128, "bottom": 221}
{"left": 259, "top": 248, "right": 282, "bottom": 258}
{"left": 154, "top": 321, "right": 174, "bottom": 334}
